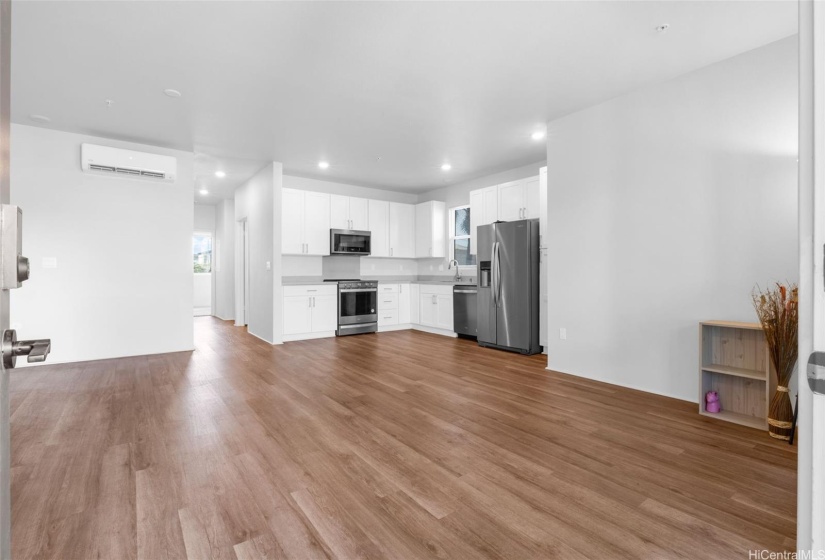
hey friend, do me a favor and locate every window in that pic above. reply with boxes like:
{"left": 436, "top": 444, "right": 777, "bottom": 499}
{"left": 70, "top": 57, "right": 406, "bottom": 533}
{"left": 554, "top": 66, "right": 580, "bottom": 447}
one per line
{"left": 193, "top": 233, "right": 213, "bottom": 273}
{"left": 449, "top": 206, "right": 476, "bottom": 267}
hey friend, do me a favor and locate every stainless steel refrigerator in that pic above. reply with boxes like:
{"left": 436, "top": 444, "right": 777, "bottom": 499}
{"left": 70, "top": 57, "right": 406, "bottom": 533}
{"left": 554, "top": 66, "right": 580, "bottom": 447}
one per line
{"left": 477, "top": 219, "right": 541, "bottom": 355}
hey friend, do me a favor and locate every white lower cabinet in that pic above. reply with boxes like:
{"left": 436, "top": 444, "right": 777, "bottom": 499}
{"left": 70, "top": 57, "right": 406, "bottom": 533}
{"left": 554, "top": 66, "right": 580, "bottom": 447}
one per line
{"left": 398, "top": 283, "right": 411, "bottom": 324}
{"left": 377, "top": 283, "right": 411, "bottom": 330}
{"left": 410, "top": 284, "right": 420, "bottom": 324}
{"left": 416, "top": 284, "right": 454, "bottom": 333}
{"left": 283, "top": 285, "right": 338, "bottom": 341}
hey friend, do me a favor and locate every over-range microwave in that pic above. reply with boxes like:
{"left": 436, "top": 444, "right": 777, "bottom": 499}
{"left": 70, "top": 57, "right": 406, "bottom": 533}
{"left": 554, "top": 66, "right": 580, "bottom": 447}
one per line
{"left": 330, "top": 229, "right": 371, "bottom": 256}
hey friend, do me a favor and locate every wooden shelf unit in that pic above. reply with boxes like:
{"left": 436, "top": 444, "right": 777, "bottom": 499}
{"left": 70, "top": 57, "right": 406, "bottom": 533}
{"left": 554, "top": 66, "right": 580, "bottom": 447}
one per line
{"left": 699, "top": 321, "right": 774, "bottom": 430}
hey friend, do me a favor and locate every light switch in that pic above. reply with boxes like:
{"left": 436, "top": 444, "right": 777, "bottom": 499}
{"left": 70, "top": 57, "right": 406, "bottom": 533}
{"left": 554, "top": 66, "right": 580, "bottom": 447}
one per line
{"left": 42, "top": 257, "right": 57, "bottom": 269}
{"left": 559, "top": 328, "right": 567, "bottom": 340}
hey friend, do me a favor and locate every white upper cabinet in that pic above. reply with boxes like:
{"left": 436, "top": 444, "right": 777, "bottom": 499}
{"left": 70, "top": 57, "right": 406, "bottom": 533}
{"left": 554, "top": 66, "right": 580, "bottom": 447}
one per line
{"left": 469, "top": 185, "right": 498, "bottom": 255}
{"left": 368, "top": 199, "right": 390, "bottom": 257}
{"left": 525, "top": 176, "right": 541, "bottom": 219}
{"left": 389, "top": 202, "right": 415, "bottom": 258}
{"left": 331, "top": 195, "right": 369, "bottom": 231}
{"left": 415, "top": 201, "right": 446, "bottom": 258}
{"left": 282, "top": 188, "right": 330, "bottom": 255}
{"left": 498, "top": 179, "right": 527, "bottom": 221}
{"left": 282, "top": 188, "right": 305, "bottom": 255}
{"left": 497, "top": 176, "right": 541, "bottom": 222}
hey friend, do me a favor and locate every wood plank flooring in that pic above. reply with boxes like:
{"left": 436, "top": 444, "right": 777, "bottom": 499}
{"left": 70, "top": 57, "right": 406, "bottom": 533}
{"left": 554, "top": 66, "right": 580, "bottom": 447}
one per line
{"left": 10, "top": 317, "right": 796, "bottom": 559}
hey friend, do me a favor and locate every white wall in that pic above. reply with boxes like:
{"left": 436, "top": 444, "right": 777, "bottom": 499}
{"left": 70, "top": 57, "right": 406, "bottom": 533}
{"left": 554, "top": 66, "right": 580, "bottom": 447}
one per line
{"left": 214, "top": 198, "right": 235, "bottom": 320}
{"left": 545, "top": 37, "right": 798, "bottom": 402}
{"left": 235, "top": 162, "right": 283, "bottom": 343}
{"left": 10, "top": 124, "right": 194, "bottom": 363}
{"left": 194, "top": 204, "right": 215, "bottom": 231}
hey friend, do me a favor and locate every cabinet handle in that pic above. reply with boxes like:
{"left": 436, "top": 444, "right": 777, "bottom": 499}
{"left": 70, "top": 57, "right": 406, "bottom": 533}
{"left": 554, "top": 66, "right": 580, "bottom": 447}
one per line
{"left": 390, "top": 247, "right": 393, "bottom": 257}
{"left": 307, "top": 289, "right": 317, "bottom": 292}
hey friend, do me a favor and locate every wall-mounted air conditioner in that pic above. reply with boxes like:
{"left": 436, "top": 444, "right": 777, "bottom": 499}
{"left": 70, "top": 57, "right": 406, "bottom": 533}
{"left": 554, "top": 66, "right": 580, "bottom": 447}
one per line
{"left": 80, "top": 143, "right": 177, "bottom": 182}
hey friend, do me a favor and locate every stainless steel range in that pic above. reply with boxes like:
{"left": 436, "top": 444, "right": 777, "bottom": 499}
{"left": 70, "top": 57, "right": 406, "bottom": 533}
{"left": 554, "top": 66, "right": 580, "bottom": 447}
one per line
{"left": 324, "top": 279, "right": 378, "bottom": 336}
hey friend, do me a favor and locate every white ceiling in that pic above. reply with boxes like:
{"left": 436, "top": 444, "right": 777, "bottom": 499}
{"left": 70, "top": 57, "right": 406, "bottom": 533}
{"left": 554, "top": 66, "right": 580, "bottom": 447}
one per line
{"left": 12, "top": 1, "right": 796, "bottom": 198}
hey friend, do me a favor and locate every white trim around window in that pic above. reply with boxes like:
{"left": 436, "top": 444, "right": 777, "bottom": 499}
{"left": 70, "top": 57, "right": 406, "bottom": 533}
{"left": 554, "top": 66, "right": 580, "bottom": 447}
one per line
{"left": 448, "top": 205, "right": 476, "bottom": 268}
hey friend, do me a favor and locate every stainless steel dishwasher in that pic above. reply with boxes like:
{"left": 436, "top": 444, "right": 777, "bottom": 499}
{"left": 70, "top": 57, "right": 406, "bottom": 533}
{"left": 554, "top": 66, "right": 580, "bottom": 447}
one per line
{"left": 453, "top": 285, "right": 478, "bottom": 338}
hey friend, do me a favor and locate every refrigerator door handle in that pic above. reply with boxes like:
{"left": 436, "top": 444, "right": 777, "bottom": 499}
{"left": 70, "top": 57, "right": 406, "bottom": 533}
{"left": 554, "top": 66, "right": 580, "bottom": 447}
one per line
{"left": 491, "top": 242, "right": 498, "bottom": 306}
{"left": 495, "top": 242, "right": 502, "bottom": 307}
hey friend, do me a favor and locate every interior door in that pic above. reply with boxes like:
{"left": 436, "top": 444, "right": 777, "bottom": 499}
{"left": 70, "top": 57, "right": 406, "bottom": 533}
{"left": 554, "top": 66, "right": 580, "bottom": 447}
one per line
{"left": 798, "top": 4, "right": 825, "bottom": 551}
{"left": 0, "top": 8, "right": 10, "bottom": 554}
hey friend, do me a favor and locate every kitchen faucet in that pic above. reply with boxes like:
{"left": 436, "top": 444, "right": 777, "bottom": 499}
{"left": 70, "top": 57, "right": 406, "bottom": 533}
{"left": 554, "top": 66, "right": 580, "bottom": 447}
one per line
{"left": 448, "top": 259, "right": 462, "bottom": 282}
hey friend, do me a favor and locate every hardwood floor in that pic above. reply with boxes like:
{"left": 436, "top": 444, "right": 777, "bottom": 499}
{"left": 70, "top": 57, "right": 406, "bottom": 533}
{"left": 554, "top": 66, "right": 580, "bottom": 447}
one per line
{"left": 10, "top": 317, "right": 796, "bottom": 559}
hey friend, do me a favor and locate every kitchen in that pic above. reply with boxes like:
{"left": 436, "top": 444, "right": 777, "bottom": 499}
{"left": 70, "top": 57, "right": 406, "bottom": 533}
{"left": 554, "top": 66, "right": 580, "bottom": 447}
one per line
{"left": 279, "top": 167, "right": 547, "bottom": 355}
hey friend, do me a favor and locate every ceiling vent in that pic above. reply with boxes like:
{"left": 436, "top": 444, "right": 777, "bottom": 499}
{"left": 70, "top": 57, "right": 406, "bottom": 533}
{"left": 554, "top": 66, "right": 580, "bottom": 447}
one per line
{"left": 81, "top": 143, "right": 177, "bottom": 182}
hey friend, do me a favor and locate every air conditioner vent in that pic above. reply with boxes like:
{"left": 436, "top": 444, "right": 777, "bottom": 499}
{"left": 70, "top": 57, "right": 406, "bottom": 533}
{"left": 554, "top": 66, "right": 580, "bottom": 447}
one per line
{"left": 115, "top": 167, "right": 141, "bottom": 175}
{"left": 81, "top": 144, "right": 177, "bottom": 182}
{"left": 89, "top": 164, "right": 116, "bottom": 173}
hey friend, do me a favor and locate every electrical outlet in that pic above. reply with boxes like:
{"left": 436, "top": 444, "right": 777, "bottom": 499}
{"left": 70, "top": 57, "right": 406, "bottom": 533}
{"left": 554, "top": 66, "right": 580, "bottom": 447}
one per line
{"left": 265, "top": 261, "right": 271, "bottom": 271}
{"left": 559, "top": 328, "right": 567, "bottom": 340}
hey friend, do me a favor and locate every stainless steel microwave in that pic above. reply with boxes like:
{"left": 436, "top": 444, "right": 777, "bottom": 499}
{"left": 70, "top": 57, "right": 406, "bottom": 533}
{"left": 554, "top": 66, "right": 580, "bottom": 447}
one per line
{"left": 330, "top": 229, "right": 371, "bottom": 256}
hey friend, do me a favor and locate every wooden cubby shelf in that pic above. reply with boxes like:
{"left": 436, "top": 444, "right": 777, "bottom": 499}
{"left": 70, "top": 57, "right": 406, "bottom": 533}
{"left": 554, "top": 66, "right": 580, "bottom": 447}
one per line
{"left": 699, "top": 321, "right": 774, "bottom": 431}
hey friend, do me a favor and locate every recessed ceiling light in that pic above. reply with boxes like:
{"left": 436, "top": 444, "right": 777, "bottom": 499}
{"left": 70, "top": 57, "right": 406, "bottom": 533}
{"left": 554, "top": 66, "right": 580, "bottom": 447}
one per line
{"left": 531, "top": 130, "right": 546, "bottom": 141}
{"left": 441, "top": 163, "right": 452, "bottom": 171}
{"left": 29, "top": 114, "right": 50, "bottom": 123}
{"left": 163, "top": 89, "right": 182, "bottom": 98}
{"left": 214, "top": 171, "right": 226, "bottom": 178}
{"left": 655, "top": 23, "right": 670, "bottom": 33}
{"left": 318, "top": 161, "right": 330, "bottom": 170}
{"left": 199, "top": 189, "right": 209, "bottom": 195}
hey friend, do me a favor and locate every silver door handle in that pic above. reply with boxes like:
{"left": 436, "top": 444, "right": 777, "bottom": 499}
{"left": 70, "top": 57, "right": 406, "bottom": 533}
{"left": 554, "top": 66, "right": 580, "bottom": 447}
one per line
{"left": 2, "top": 330, "right": 51, "bottom": 368}
{"left": 807, "top": 352, "right": 825, "bottom": 394}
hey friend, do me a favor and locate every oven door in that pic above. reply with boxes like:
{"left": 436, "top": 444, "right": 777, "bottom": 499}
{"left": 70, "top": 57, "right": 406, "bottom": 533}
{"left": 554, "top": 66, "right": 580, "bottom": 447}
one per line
{"left": 330, "top": 230, "right": 371, "bottom": 255}
{"left": 338, "top": 288, "right": 377, "bottom": 325}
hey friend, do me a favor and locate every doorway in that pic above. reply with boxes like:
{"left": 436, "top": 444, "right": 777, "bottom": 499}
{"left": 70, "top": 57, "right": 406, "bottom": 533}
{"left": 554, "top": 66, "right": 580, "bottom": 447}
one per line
{"left": 193, "top": 231, "right": 213, "bottom": 316}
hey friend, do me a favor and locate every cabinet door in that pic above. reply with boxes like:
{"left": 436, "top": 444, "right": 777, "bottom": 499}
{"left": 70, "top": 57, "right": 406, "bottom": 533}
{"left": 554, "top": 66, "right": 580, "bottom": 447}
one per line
{"left": 303, "top": 191, "right": 331, "bottom": 255}
{"left": 430, "top": 201, "right": 446, "bottom": 258}
{"left": 436, "top": 294, "right": 453, "bottom": 330}
{"left": 524, "top": 176, "right": 541, "bottom": 220}
{"left": 283, "top": 295, "right": 312, "bottom": 334}
{"left": 310, "top": 294, "right": 338, "bottom": 333}
{"left": 482, "top": 186, "right": 498, "bottom": 225}
{"left": 390, "top": 203, "right": 415, "bottom": 258}
{"left": 469, "top": 190, "right": 483, "bottom": 255}
{"left": 282, "top": 189, "right": 305, "bottom": 254}
{"left": 398, "top": 283, "right": 411, "bottom": 324}
{"left": 420, "top": 293, "right": 437, "bottom": 327}
{"left": 498, "top": 180, "right": 526, "bottom": 221}
{"left": 415, "top": 203, "right": 432, "bottom": 258}
{"left": 368, "top": 200, "right": 390, "bottom": 257}
{"left": 349, "top": 197, "right": 369, "bottom": 231}
{"left": 410, "top": 284, "right": 420, "bottom": 324}
{"left": 330, "top": 194, "right": 350, "bottom": 230}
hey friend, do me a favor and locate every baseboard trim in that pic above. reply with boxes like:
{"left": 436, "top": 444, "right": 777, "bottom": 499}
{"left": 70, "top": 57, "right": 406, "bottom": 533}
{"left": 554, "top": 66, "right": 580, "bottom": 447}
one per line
{"left": 545, "top": 365, "right": 694, "bottom": 403}
{"left": 283, "top": 331, "right": 336, "bottom": 342}
{"left": 247, "top": 329, "right": 275, "bottom": 345}
{"left": 411, "top": 324, "right": 457, "bottom": 338}
{"left": 378, "top": 324, "right": 412, "bottom": 332}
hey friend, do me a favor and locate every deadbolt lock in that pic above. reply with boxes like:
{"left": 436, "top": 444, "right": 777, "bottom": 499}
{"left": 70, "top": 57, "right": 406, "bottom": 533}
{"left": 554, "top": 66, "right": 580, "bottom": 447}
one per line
{"left": 2, "top": 330, "right": 51, "bottom": 369}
